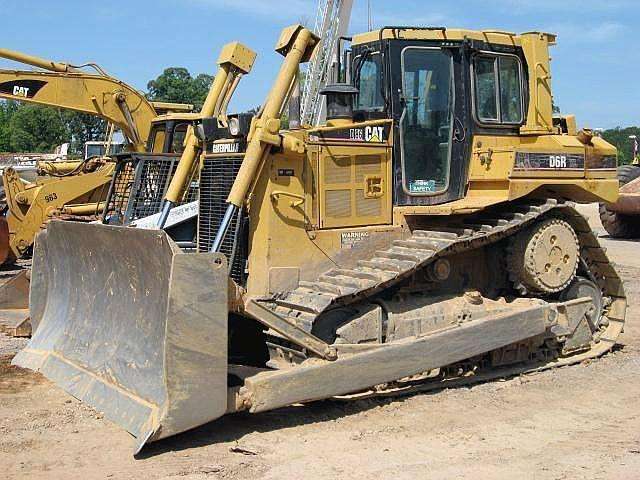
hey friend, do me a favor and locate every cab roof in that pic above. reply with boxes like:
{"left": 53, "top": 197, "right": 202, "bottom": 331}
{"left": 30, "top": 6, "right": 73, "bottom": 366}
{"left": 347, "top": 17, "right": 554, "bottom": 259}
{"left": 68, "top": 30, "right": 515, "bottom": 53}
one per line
{"left": 151, "top": 112, "right": 202, "bottom": 123}
{"left": 352, "top": 27, "right": 557, "bottom": 48}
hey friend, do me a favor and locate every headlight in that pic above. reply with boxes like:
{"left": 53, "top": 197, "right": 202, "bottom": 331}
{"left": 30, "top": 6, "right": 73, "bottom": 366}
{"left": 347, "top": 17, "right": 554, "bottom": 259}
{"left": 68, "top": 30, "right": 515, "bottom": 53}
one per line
{"left": 229, "top": 117, "right": 240, "bottom": 136}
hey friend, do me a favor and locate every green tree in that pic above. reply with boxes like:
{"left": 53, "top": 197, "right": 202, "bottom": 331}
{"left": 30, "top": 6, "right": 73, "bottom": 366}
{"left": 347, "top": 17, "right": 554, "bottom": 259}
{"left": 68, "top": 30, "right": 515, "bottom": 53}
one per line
{"left": 0, "top": 101, "right": 19, "bottom": 152}
{"left": 146, "top": 68, "right": 214, "bottom": 110}
{"left": 602, "top": 126, "right": 640, "bottom": 165}
{"left": 0, "top": 101, "right": 109, "bottom": 154}
{"left": 61, "top": 111, "right": 106, "bottom": 155}
{"left": 8, "top": 104, "right": 67, "bottom": 152}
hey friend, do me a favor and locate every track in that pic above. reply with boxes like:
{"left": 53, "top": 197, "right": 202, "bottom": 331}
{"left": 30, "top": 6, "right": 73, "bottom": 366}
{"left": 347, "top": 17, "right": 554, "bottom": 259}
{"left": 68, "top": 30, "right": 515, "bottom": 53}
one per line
{"left": 266, "top": 199, "right": 626, "bottom": 368}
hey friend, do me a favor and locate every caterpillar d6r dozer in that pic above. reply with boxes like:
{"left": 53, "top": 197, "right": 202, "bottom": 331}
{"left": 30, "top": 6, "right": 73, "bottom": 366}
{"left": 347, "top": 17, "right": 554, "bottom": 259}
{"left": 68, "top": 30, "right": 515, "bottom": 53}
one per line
{"left": 15, "top": 25, "right": 626, "bottom": 453}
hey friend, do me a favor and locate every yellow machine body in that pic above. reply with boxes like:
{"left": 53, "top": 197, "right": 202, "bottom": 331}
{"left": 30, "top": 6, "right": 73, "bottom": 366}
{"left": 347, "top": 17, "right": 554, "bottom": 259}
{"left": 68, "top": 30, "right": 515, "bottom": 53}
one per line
{"left": 15, "top": 26, "right": 626, "bottom": 454}
{"left": 239, "top": 28, "right": 617, "bottom": 297}
{"left": 1, "top": 161, "right": 114, "bottom": 262}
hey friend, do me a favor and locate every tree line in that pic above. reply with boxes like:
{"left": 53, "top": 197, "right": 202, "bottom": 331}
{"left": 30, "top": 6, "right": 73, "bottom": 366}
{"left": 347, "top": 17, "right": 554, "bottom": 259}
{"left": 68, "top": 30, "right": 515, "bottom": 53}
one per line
{"left": 601, "top": 127, "right": 640, "bottom": 165}
{"left": 0, "top": 67, "right": 213, "bottom": 155}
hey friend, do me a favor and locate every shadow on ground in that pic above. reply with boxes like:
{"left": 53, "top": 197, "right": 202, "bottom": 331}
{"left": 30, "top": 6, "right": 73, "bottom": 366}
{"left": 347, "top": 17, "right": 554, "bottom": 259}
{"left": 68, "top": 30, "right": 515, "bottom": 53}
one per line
{"left": 137, "top": 343, "right": 629, "bottom": 458}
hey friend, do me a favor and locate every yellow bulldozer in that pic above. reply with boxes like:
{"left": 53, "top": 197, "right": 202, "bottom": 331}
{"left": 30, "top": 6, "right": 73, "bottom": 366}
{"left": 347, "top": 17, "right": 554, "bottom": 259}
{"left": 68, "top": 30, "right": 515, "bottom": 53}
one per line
{"left": 15, "top": 25, "right": 625, "bottom": 454}
{"left": 0, "top": 44, "right": 256, "bottom": 335}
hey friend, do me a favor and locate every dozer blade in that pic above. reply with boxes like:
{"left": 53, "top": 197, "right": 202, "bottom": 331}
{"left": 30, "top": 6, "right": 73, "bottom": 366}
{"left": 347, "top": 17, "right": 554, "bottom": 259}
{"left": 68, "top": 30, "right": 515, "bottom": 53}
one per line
{"left": 13, "top": 221, "right": 228, "bottom": 453}
{"left": 0, "top": 214, "right": 30, "bottom": 337}
{"left": 0, "top": 270, "right": 31, "bottom": 337}
{"left": 0, "top": 215, "right": 14, "bottom": 265}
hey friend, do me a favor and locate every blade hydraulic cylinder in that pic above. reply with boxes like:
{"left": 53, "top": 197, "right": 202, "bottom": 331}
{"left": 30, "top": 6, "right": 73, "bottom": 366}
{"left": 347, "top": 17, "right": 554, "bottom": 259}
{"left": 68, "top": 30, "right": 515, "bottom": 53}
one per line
{"left": 156, "top": 42, "right": 256, "bottom": 229}
{"left": 211, "top": 25, "right": 318, "bottom": 251}
{"left": 211, "top": 204, "right": 238, "bottom": 253}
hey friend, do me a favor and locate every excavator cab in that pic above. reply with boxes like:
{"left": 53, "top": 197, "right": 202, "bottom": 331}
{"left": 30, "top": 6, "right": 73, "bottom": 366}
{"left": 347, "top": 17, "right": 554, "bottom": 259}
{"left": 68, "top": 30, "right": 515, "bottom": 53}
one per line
{"left": 147, "top": 116, "right": 197, "bottom": 154}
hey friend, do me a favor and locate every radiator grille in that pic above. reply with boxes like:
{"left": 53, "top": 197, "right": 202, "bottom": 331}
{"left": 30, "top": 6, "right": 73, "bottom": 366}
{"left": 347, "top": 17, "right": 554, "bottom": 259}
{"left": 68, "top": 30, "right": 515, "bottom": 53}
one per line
{"left": 356, "top": 189, "right": 381, "bottom": 217}
{"left": 106, "top": 160, "right": 135, "bottom": 224}
{"left": 198, "top": 156, "right": 246, "bottom": 285}
{"left": 354, "top": 155, "right": 381, "bottom": 182}
{"left": 104, "top": 154, "right": 199, "bottom": 224}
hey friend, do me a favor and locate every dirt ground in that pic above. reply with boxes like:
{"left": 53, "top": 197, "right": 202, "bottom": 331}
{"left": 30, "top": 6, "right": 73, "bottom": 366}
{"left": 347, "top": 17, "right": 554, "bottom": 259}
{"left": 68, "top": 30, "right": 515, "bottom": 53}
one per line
{"left": 1, "top": 204, "right": 639, "bottom": 480}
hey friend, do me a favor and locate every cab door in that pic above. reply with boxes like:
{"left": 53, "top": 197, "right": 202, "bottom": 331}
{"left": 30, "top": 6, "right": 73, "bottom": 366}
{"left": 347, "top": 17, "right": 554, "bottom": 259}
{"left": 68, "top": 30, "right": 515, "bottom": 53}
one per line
{"left": 389, "top": 42, "right": 470, "bottom": 206}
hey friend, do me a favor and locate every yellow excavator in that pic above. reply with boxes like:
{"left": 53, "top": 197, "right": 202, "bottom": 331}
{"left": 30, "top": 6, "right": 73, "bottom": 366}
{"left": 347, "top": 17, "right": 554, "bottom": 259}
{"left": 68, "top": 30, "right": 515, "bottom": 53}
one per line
{"left": 0, "top": 44, "right": 256, "bottom": 335}
{"left": 0, "top": 47, "right": 195, "bottom": 264}
{"left": 15, "top": 25, "right": 625, "bottom": 454}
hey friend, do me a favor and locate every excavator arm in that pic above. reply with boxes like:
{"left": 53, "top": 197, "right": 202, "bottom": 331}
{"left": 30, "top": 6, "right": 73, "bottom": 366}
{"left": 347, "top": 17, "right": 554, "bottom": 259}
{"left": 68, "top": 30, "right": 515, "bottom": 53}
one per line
{"left": 0, "top": 48, "right": 157, "bottom": 152}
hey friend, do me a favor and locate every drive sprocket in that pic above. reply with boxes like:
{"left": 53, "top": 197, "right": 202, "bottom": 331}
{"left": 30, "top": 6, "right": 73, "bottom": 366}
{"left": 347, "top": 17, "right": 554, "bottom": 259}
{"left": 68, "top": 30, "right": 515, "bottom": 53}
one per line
{"left": 508, "top": 218, "right": 579, "bottom": 294}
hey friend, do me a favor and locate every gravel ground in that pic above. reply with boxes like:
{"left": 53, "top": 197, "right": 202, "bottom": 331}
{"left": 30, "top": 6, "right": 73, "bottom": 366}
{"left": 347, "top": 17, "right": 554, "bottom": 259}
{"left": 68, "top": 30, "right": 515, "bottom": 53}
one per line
{"left": 1, "top": 204, "right": 639, "bottom": 480}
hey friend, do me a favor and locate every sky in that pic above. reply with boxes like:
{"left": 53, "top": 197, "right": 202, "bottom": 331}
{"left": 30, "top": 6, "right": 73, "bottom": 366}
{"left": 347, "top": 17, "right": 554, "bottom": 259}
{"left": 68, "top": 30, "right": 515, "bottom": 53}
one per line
{"left": 0, "top": 0, "right": 637, "bottom": 129}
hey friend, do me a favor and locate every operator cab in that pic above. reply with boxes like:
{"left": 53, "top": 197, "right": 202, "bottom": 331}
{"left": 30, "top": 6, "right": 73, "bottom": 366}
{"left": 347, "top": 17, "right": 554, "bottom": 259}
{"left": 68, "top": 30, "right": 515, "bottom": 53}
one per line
{"left": 344, "top": 27, "right": 531, "bottom": 206}
{"left": 147, "top": 113, "right": 202, "bottom": 154}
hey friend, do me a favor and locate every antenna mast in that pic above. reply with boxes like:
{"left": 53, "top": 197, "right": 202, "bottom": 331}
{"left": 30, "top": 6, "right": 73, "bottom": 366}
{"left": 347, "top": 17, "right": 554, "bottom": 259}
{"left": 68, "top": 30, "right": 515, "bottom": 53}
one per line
{"left": 300, "top": 0, "right": 354, "bottom": 126}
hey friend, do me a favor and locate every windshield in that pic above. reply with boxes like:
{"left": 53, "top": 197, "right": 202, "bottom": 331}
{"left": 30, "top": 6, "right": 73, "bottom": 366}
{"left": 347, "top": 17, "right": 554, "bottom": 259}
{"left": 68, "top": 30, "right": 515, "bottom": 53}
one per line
{"left": 85, "top": 143, "right": 124, "bottom": 159}
{"left": 400, "top": 47, "right": 453, "bottom": 195}
{"left": 171, "top": 123, "right": 189, "bottom": 154}
{"left": 354, "top": 52, "right": 384, "bottom": 111}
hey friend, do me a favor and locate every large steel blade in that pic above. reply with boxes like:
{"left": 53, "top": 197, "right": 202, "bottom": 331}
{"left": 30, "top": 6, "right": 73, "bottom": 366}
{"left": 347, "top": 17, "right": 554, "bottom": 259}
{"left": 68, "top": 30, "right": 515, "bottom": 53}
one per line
{"left": 0, "top": 269, "right": 31, "bottom": 337}
{"left": 13, "top": 221, "right": 228, "bottom": 453}
{"left": 0, "top": 215, "right": 14, "bottom": 265}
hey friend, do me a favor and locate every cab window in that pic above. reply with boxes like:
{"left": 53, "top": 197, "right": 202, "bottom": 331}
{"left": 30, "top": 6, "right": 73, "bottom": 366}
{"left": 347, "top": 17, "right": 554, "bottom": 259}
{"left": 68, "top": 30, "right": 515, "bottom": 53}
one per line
{"left": 171, "top": 123, "right": 189, "bottom": 154}
{"left": 474, "top": 54, "right": 523, "bottom": 125}
{"left": 400, "top": 47, "right": 453, "bottom": 195}
{"left": 149, "top": 126, "right": 166, "bottom": 153}
{"left": 354, "top": 52, "right": 384, "bottom": 112}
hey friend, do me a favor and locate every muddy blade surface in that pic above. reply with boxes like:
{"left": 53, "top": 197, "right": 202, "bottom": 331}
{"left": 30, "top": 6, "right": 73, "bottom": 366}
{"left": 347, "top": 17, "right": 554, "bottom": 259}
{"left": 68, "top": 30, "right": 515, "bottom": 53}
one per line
{"left": 0, "top": 270, "right": 30, "bottom": 336}
{"left": 0, "top": 216, "right": 13, "bottom": 265}
{"left": 13, "top": 221, "right": 228, "bottom": 453}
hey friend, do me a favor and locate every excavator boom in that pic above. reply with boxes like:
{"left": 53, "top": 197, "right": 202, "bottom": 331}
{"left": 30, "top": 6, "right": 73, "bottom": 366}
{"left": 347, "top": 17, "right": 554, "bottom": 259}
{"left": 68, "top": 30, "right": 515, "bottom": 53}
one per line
{"left": 0, "top": 68, "right": 155, "bottom": 152}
